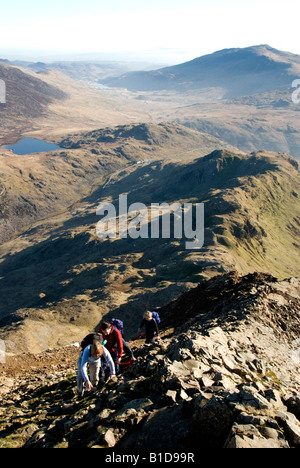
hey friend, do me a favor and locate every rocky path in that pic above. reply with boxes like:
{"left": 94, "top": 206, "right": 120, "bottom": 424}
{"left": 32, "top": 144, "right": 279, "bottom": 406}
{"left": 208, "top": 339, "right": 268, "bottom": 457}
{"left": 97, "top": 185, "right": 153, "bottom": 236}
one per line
{"left": 0, "top": 272, "right": 299, "bottom": 449}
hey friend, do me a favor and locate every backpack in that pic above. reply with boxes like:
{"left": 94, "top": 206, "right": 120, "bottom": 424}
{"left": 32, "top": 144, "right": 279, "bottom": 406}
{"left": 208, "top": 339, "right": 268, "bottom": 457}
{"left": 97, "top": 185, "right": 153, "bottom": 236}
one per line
{"left": 81, "top": 332, "right": 102, "bottom": 350}
{"left": 110, "top": 318, "right": 124, "bottom": 337}
{"left": 152, "top": 311, "right": 161, "bottom": 325}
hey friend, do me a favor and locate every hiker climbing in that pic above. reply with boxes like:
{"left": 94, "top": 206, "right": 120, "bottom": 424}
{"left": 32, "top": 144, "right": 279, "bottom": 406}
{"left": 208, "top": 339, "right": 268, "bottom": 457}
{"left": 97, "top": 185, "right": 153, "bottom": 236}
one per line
{"left": 77, "top": 339, "right": 116, "bottom": 398}
{"left": 98, "top": 321, "right": 124, "bottom": 374}
{"left": 109, "top": 318, "right": 136, "bottom": 362}
{"left": 138, "top": 311, "right": 161, "bottom": 344}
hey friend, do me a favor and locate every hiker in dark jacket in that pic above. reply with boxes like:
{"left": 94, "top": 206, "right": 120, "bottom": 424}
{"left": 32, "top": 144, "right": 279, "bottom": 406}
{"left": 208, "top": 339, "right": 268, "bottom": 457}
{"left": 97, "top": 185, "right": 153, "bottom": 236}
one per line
{"left": 138, "top": 311, "right": 160, "bottom": 344}
{"left": 98, "top": 321, "right": 123, "bottom": 373}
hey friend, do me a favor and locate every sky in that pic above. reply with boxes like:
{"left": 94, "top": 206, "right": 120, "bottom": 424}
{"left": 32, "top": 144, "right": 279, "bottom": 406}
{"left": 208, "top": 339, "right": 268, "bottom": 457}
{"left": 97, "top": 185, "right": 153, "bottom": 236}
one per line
{"left": 0, "top": 0, "right": 299, "bottom": 63}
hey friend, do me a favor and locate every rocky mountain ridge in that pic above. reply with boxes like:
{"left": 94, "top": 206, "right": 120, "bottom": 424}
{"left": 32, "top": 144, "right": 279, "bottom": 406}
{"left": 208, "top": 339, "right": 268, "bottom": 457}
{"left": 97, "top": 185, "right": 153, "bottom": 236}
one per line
{"left": 0, "top": 122, "right": 238, "bottom": 244}
{"left": 0, "top": 271, "right": 299, "bottom": 449}
{"left": 0, "top": 141, "right": 299, "bottom": 355}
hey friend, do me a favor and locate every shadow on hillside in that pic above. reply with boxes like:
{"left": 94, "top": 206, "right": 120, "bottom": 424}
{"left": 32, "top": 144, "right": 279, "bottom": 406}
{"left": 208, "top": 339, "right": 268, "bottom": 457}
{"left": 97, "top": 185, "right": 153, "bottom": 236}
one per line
{"left": 0, "top": 150, "right": 279, "bottom": 325}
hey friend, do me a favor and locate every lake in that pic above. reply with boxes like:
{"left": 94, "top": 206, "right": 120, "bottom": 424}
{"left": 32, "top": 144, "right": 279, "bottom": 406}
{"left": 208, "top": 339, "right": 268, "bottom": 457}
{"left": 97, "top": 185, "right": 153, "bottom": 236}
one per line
{"left": 4, "top": 138, "right": 61, "bottom": 155}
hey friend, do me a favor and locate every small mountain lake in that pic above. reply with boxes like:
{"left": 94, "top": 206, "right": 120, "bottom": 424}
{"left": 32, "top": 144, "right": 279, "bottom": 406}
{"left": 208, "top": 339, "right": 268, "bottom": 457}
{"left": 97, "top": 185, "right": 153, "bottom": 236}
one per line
{"left": 4, "top": 138, "right": 62, "bottom": 155}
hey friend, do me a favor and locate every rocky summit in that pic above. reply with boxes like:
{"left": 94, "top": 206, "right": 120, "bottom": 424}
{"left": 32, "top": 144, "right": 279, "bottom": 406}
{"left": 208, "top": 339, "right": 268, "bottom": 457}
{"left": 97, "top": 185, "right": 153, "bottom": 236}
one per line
{"left": 0, "top": 272, "right": 299, "bottom": 449}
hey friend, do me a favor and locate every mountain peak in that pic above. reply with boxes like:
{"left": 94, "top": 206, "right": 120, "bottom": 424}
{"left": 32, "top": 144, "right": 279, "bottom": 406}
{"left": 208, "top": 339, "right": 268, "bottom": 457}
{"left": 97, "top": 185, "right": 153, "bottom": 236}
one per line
{"left": 104, "top": 45, "right": 300, "bottom": 98}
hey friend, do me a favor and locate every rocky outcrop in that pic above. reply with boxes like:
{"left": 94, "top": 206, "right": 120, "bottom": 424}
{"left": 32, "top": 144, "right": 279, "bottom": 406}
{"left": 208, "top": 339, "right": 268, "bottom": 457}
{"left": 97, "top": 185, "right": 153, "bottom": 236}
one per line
{"left": 0, "top": 272, "right": 299, "bottom": 449}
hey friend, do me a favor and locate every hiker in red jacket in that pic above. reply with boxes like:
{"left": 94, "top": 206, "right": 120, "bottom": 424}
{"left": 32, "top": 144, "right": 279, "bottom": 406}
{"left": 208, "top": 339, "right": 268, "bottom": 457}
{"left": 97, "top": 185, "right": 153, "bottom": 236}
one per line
{"left": 98, "top": 321, "right": 123, "bottom": 374}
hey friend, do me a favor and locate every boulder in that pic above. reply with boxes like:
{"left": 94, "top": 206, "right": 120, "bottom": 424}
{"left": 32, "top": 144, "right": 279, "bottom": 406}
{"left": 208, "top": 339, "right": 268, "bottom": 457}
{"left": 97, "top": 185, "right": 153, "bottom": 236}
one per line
{"left": 225, "top": 423, "right": 289, "bottom": 448}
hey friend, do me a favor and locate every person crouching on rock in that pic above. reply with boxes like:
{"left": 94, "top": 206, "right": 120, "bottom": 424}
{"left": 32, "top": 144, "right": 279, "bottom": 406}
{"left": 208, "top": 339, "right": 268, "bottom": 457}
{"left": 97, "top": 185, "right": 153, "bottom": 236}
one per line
{"left": 138, "top": 311, "right": 160, "bottom": 344}
{"left": 98, "top": 321, "right": 123, "bottom": 374}
{"left": 77, "top": 341, "right": 116, "bottom": 398}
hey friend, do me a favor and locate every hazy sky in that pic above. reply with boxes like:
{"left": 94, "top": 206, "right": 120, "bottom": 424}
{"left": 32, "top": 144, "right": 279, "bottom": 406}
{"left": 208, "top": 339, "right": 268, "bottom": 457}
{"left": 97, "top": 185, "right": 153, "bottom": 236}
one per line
{"left": 0, "top": 0, "right": 299, "bottom": 62}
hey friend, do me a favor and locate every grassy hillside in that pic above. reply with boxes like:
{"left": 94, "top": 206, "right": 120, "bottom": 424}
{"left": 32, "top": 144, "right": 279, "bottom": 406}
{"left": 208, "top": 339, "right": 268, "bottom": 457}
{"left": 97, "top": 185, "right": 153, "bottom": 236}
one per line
{"left": 0, "top": 132, "right": 298, "bottom": 353}
{"left": 0, "top": 63, "right": 67, "bottom": 143}
{"left": 0, "top": 123, "right": 238, "bottom": 244}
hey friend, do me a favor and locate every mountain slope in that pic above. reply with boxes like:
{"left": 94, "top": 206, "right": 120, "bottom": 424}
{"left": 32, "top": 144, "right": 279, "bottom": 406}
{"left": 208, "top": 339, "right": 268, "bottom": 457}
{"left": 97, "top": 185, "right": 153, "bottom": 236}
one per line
{"left": 179, "top": 89, "right": 300, "bottom": 159}
{"left": 0, "top": 141, "right": 298, "bottom": 353}
{"left": 0, "top": 63, "right": 67, "bottom": 142}
{"left": 0, "top": 272, "right": 299, "bottom": 449}
{"left": 0, "top": 123, "right": 239, "bottom": 244}
{"left": 104, "top": 45, "right": 300, "bottom": 98}
{"left": 0, "top": 64, "right": 168, "bottom": 145}
{"left": 0, "top": 63, "right": 67, "bottom": 116}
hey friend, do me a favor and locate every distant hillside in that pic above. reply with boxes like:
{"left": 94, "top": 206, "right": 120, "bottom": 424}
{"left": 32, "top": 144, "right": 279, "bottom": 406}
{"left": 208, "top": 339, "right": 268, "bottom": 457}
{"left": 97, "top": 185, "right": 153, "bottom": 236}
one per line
{"left": 104, "top": 45, "right": 300, "bottom": 98}
{"left": 0, "top": 63, "right": 163, "bottom": 146}
{"left": 0, "top": 63, "right": 67, "bottom": 142}
{"left": 1, "top": 50, "right": 300, "bottom": 159}
{"left": 0, "top": 63, "right": 67, "bottom": 115}
{"left": 0, "top": 130, "right": 298, "bottom": 353}
{"left": 4, "top": 59, "right": 157, "bottom": 82}
{"left": 179, "top": 86, "right": 300, "bottom": 159}
{"left": 0, "top": 123, "right": 239, "bottom": 244}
